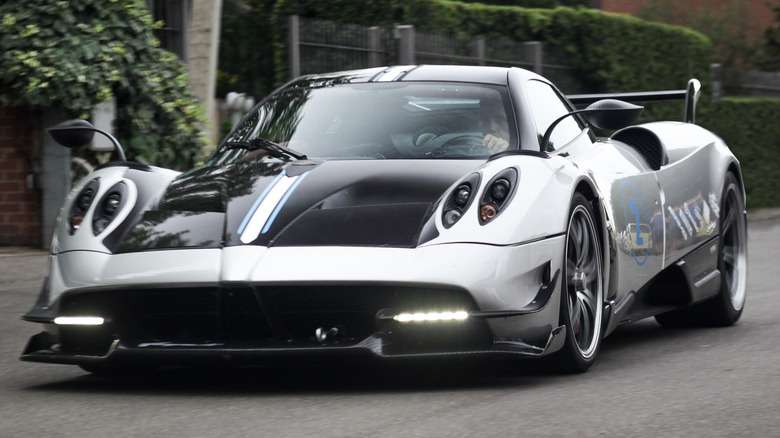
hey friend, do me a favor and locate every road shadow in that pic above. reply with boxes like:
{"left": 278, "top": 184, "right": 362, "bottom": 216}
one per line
{"left": 25, "top": 356, "right": 548, "bottom": 396}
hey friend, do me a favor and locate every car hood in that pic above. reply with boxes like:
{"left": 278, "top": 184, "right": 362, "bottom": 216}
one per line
{"left": 116, "top": 159, "right": 481, "bottom": 252}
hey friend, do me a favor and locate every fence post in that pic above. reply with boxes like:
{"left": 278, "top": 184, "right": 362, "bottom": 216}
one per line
{"left": 394, "top": 25, "right": 415, "bottom": 65}
{"left": 475, "top": 38, "right": 485, "bottom": 66}
{"left": 368, "top": 26, "right": 383, "bottom": 67}
{"left": 711, "top": 63, "right": 722, "bottom": 101}
{"left": 524, "top": 41, "right": 543, "bottom": 74}
{"left": 288, "top": 15, "right": 300, "bottom": 79}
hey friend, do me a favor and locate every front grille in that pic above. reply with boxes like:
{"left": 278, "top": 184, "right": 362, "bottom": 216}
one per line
{"left": 57, "top": 285, "right": 490, "bottom": 353}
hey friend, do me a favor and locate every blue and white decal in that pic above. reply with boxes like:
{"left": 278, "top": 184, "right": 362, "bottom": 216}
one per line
{"left": 620, "top": 180, "right": 650, "bottom": 266}
{"left": 239, "top": 170, "right": 309, "bottom": 244}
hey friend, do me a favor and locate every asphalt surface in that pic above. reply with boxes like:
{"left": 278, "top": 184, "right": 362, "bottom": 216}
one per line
{"left": 1, "top": 211, "right": 779, "bottom": 437}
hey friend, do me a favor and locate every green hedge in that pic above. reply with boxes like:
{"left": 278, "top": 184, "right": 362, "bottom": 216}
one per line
{"left": 699, "top": 98, "right": 780, "bottom": 209}
{"left": 272, "top": 0, "right": 712, "bottom": 93}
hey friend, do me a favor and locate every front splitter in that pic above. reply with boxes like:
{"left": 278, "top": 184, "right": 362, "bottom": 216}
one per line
{"left": 21, "top": 326, "right": 565, "bottom": 368}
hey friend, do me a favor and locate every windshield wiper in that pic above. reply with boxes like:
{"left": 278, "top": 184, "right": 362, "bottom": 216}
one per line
{"left": 224, "top": 138, "right": 307, "bottom": 161}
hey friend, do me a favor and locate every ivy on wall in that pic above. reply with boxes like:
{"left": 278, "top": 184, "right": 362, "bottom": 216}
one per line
{"left": 0, "top": 0, "right": 207, "bottom": 170}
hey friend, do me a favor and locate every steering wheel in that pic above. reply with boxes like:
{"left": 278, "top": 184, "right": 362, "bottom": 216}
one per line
{"left": 431, "top": 134, "right": 492, "bottom": 157}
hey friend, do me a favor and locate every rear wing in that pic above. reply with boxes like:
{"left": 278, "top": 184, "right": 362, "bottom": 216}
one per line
{"left": 566, "top": 79, "right": 701, "bottom": 124}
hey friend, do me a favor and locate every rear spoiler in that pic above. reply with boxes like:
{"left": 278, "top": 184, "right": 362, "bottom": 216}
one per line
{"left": 567, "top": 79, "right": 701, "bottom": 124}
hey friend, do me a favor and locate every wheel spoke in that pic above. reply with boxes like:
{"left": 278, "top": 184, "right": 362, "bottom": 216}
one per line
{"left": 576, "top": 218, "right": 590, "bottom": 267}
{"left": 723, "top": 268, "right": 734, "bottom": 293}
{"left": 569, "top": 294, "right": 582, "bottom": 328}
{"left": 579, "top": 289, "right": 596, "bottom": 312}
{"left": 581, "top": 254, "right": 598, "bottom": 278}
{"left": 566, "top": 260, "right": 577, "bottom": 286}
{"left": 721, "top": 202, "right": 735, "bottom": 235}
{"left": 578, "top": 301, "right": 592, "bottom": 346}
{"left": 723, "top": 245, "right": 736, "bottom": 269}
{"left": 571, "top": 222, "right": 584, "bottom": 265}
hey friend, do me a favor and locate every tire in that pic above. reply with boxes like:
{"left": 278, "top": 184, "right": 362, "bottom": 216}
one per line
{"left": 552, "top": 193, "right": 604, "bottom": 373}
{"left": 655, "top": 172, "right": 747, "bottom": 327}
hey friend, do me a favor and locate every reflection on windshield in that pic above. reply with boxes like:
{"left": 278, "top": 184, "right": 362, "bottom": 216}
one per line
{"left": 217, "top": 82, "right": 516, "bottom": 161}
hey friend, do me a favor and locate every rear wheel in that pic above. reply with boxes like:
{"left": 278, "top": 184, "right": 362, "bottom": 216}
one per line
{"left": 552, "top": 193, "right": 604, "bottom": 373}
{"left": 655, "top": 172, "right": 747, "bottom": 327}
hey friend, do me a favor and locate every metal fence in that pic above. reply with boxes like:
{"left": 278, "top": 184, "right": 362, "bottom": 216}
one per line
{"left": 288, "top": 15, "right": 586, "bottom": 93}
{"left": 714, "top": 65, "right": 780, "bottom": 99}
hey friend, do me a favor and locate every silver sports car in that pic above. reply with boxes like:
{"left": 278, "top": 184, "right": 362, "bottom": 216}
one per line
{"left": 22, "top": 65, "right": 747, "bottom": 374}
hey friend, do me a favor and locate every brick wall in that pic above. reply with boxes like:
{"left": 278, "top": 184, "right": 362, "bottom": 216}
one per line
{"left": 0, "top": 105, "right": 42, "bottom": 247}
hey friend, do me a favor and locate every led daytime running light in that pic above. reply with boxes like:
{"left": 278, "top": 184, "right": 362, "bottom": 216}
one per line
{"left": 393, "top": 311, "right": 469, "bottom": 323}
{"left": 53, "top": 316, "right": 105, "bottom": 326}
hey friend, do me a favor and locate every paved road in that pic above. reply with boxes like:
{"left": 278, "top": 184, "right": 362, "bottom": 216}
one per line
{"left": 1, "top": 219, "right": 779, "bottom": 437}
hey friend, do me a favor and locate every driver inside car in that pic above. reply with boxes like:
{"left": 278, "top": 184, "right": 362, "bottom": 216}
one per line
{"left": 481, "top": 104, "right": 510, "bottom": 153}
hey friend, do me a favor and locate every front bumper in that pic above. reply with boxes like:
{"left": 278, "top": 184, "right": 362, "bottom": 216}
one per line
{"left": 23, "top": 238, "right": 566, "bottom": 366}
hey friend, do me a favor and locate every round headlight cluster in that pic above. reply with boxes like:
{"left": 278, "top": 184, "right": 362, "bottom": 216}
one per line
{"left": 478, "top": 168, "right": 518, "bottom": 225}
{"left": 77, "top": 188, "right": 95, "bottom": 211}
{"left": 92, "top": 182, "right": 128, "bottom": 235}
{"left": 442, "top": 173, "right": 480, "bottom": 228}
{"left": 69, "top": 178, "right": 100, "bottom": 234}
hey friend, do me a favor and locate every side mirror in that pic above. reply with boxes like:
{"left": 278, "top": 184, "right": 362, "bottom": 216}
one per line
{"left": 541, "top": 99, "right": 643, "bottom": 151}
{"left": 47, "top": 119, "right": 127, "bottom": 161}
{"left": 581, "top": 99, "right": 644, "bottom": 130}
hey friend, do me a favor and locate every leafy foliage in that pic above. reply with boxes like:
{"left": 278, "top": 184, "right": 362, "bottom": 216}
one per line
{"left": 0, "top": 0, "right": 207, "bottom": 170}
{"left": 452, "top": 0, "right": 588, "bottom": 6}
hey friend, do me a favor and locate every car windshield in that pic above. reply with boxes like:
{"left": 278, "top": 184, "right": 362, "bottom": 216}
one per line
{"left": 215, "top": 82, "right": 516, "bottom": 162}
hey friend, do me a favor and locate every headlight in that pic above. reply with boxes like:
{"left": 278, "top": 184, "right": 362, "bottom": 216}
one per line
{"left": 491, "top": 178, "right": 510, "bottom": 199}
{"left": 479, "top": 168, "right": 518, "bottom": 225}
{"left": 442, "top": 172, "right": 481, "bottom": 228}
{"left": 68, "top": 178, "right": 100, "bottom": 234}
{"left": 102, "top": 192, "right": 122, "bottom": 215}
{"left": 92, "top": 182, "right": 129, "bottom": 235}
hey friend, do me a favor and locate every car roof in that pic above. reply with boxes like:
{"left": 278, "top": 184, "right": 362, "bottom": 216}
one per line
{"left": 285, "top": 65, "right": 544, "bottom": 88}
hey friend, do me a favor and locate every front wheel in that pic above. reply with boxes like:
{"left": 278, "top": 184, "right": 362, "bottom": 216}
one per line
{"left": 552, "top": 193, "right": 604, "bottom": 373}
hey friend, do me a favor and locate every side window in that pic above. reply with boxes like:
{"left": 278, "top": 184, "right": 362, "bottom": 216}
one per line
{"left": 526, "top": 80, "right": 585, "bottom": 151}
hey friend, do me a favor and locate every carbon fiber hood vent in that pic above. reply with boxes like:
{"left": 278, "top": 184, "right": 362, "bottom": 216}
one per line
{"left": 116, "top": 160, "right": 481, "bottom": 252}
{"left": 241, "top": 160, "right": 481, "bottom": 248}
{"left": 270, "top": 188, "right": 435, "bottom": 248}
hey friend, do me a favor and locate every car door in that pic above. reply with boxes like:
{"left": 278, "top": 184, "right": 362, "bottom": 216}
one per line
{"left": 523, "top": 79, "right": 665, "bottom": 305}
